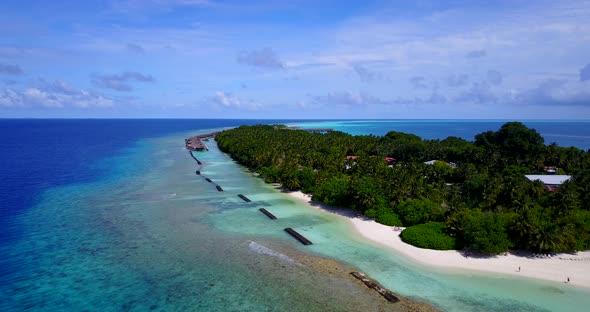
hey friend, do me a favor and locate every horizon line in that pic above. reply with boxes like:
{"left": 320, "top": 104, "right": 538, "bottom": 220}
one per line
{"left": 2, "top": 118, "right": 590, "bottom": 122}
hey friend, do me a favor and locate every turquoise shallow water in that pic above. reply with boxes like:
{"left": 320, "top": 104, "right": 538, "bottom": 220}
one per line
{"left": 0, "top": 130, "right": 404, "bottom": 312}
{"left": 3, "top": 125, "right": 590, "bottom": 311}
{"left": 290, "top": 120, "right": 590, "bottom": 150}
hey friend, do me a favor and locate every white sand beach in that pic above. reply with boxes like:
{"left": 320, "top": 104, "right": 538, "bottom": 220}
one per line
{"left": 285, "top": 190, "right": 590, "bottom": 288}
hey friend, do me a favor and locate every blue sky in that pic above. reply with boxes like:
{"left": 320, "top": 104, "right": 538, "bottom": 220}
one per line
{"left": 1, "top": 0, "right": 589, "bottom": 119}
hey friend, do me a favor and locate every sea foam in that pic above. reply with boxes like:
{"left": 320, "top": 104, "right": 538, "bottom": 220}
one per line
{"left": 248, "top": 241, "right": 302, "bottom": 266}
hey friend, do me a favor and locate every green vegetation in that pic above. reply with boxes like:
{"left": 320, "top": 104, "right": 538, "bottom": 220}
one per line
{"left": 216, "top": 122, "right": 590, "bottom": 254}
{"left": 366, "top": 207, "right": 402, "bottom": 226}
{"left": 395, "top": 198, "right": 442, "bottom": 226}
{"left": 400, "top": 222, "right": 457, "bottom": 250}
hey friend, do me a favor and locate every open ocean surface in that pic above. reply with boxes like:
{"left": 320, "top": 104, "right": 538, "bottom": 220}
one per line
{"left": 1, "top": 119, "right": 590, "bottom": 311}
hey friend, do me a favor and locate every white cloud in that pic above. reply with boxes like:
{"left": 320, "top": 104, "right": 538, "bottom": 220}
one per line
{"left": 454, "top": 82, "right": 498, "bottom": 104}
{"left": 0, "top": 63, "right": 23, "bottom": 75}
{"left": 209, "top": 91, "right": 261, "bottom": 111}
{"left": 446, "top": 76, "right": 590, "bottom": 108}
{"left": 237, "top": 48, "right": 284, "bottom": 69}
{"left": 294, "top": 1, "right": 590, "bottom": 83}
{"left": 0, "top": 89, "right": 22, "bottom": 107}
{"left": 3, "top": 0, "right": 590, "bottom": 118}
{"left": 91, "top": 71, "right": 154, "bottom": 91}
{"left": 513, "top": 79, "right": 590, "bottom": 107}
{"left": 465, "top": 50, "right": 487, "bottom": 58}
{"left": 23, "top": 88, "right": 64, "bottom": 108}
{"left": 212, "top": 91, "right": 241, "bottom": 107}
{"left": 0, "top": 81, "right": 113, "bottom": 109}
{"left": 446, "top": 74, "right": 469, "bottom": 87}
{"left": 312, "top": 91, "right": 390, "bottom": 107}
{"left": 353, "top": 64, "right": 390, "bottom": 83}
{"left": 110, "top": 0, "right": 211, "bottom": 14}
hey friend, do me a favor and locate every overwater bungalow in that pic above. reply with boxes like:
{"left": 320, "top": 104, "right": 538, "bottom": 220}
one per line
{"left": 185, "top": 131, "right": 220, "bottom": 151}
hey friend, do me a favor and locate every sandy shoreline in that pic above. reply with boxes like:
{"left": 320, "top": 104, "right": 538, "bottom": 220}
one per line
{"left": 283, "top": 190, "right": 590, "bottom": 288}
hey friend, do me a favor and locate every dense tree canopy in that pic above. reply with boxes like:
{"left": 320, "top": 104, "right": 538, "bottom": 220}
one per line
{"left": 400, "top": 222, "right": 457, "bottom": 250}
{"left": 216, "top": 123, "right": 590, "bottom": 254}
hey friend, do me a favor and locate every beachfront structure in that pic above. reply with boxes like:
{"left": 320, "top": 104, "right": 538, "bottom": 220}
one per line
{"left": 287, "top": 126, "right": 334, "bottom": 134}
{"left": 543, "top": 166, "right": 558, "bottom": 174}
{"left": 185, "top": 131, "right": 220, "bottom": 151}
{"left": 345, "top": 156, "right": 359, "bottom": 170}
{"left": 525, "top": 174, "right": 572, "bottom": 191}
{"left": 345, "top": 156, "right": 395, "bottom": 162}
{"left": 424, "top": 160, "right": 457, "bottom": 168}
{"left": 345, "top": 156, "right": 395, "bottom": 169}
{"left": 185, "top": 137, "right": 208, "bottom": 151}
{"left": 303, "top": 128, "right": 334, "bottom": 134}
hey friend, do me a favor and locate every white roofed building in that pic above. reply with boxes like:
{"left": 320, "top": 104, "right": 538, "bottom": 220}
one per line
{"left": 524, "top": 175, "right": 572, "bottom": 191}
{"left": 424, "top": 160, "right": 457, "bottom": 168}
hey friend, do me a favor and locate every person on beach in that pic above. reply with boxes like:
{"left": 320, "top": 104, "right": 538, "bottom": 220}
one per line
{"left": 567, "top": 277, "right": 570, "bottom": 283}
{"left": 518, "top": 266, "right": 520, "bottom": 272}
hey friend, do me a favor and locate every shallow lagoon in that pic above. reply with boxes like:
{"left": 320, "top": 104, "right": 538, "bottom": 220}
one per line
{"left": 2, "top": 125, "right": 590, "bottom": 311}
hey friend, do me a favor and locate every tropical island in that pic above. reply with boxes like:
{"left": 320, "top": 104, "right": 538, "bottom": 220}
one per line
{"left": 216, "top": 122, "right": 590, "bottom": 256}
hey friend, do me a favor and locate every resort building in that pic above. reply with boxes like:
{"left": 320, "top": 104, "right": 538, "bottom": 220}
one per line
{"left": 424, "top": 160, "right": 457, "bottom": 168}
{"left": 344, "top": 156, "right": 395, "bottom": 169}
{"left": 524, "top": 174, "right": 572, "bottom": 191}
{"left": 543, "top": 166, "right": 558, "bottom": 174}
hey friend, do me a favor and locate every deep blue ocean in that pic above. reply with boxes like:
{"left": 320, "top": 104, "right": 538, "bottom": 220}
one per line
{"left": 0, "top": 119, "right": 295, "bottom": 242}
{"left": 1, "top": 119, "right": 590, "bottom": 311}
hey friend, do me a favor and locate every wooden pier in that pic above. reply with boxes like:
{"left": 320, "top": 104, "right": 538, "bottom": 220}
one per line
{"left": 350, "top": 272, "right": 399, "bottom": 303}
{"left": 186, "top": 138, "right": 207, "bottom": 151}
{"left": 238, "top": 194, "right": 251, "bottom": 202}
{"left": 284, "top": 228, "right": 312, "bottom": 245}
{"left": 185, "top": 131, "right": 221, "bottom": 151}
{"left": 259, "top": 208, "right": 277, "bottom": 220}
